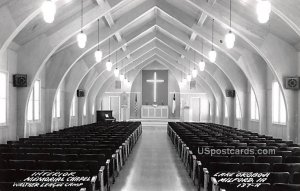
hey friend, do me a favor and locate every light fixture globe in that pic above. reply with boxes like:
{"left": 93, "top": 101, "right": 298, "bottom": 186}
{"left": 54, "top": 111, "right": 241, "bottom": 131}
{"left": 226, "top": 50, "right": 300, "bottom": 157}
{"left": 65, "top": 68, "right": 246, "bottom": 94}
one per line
{"left": 257, "top": 14, "right": 270, "bottom": 24}
{"left": 256, "top": 0, "right": 271, "bottom": 23}
{"left": 179, "top": 81, "right": 184, "bottom": 88}
{"left": 199, "top": 60, "right": 206, "bottom": 71}
{"left": 114, "top": 68, "right": 120, "bottom": 77}
{"left": 77, "top": 32, "right": 87, "bottom": 48}
{"left": 94, "top": 50, "right": 102, "bottom": 62}
{"left": 106, "top": 60, "right": 112, "bottom": 71}
{"left": 124, "top": 78, "right": 130, "bottom": 86}
{"left": 192, "top": 69, "right": 198, "bottom": 78}
{"left": 209, "top": 49, "right": 217, "bottom": 63}
{"left": 225, "top": 31, "right": 235, "bottom": 49}
{"left": 120, "top": 74, "right": 125, "bottom": 81}
{"left": 42, "top": 0, "right": 56, "bottom": 23}
{"left": 183, "top": 78, "right": 187, "bottom": 84}
{"left": 187, "top": 74, "right": 192, "bottom": 82}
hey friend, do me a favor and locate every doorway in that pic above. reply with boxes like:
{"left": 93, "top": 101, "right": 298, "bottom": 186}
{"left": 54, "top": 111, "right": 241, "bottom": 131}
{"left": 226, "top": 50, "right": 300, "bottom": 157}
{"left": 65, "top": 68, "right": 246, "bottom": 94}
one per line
{"left": 109, "top": 96, "right": 120, "bottom": 121}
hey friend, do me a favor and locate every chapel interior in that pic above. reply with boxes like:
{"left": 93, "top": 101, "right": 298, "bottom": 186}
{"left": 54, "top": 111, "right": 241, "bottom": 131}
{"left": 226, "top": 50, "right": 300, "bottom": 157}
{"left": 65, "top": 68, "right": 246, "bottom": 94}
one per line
{"left": 0, "top": 0, "right": 300, "bottom": 190}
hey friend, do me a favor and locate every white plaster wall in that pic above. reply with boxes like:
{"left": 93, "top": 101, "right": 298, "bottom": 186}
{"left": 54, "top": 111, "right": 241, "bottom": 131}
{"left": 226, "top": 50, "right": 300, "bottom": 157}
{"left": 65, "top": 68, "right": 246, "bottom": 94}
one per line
{"left": 0, "top": 48, "right": 17, "bottom": 143}
{"left": 69, "top": 96, "right": 78, "bottom": 127}
{"left": 101, "top": 82, "right": 131, "bottom": 122}
{"left": 260, "top": 34, "right": 298, "bottom": 141}
{"left": 25, "top": 65, "right": 47, "bottom": 138}
{"left": 298, "top": 52, "right": 300, "bottom": 143}
{"left": 51, "top": 80, "right": 66, "bottom": 131}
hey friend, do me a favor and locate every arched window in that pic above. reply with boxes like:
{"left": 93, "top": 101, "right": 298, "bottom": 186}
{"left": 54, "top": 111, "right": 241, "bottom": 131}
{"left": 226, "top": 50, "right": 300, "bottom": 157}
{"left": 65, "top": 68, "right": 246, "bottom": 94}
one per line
{"left": 225, "top": 103, "right": 228, "bottom": 118}
{"left": 53, "top": 90, "right": 61, "bottom": 118}
{"left": 236, "top": 97, "right": 241, "bottom": 119}
{"left": 83, "top": 101, "right": 87, "bottom": 116}
{"left": 0, "top": 72, "right": 7, "bottom": 125}
{"left": 71, "top": 97, "right": 76, "bottom": 117}
{"left": 28, "top": 80, "right": 41, "bottom": 121}
{"left": 272, "top": 82, "right": 286, "bottom": 124}
{"left": 250, "top": 88, "right": 259, "bottom": 120}
{"left": 92, "top": 104, "right": 95, "bottom": 115}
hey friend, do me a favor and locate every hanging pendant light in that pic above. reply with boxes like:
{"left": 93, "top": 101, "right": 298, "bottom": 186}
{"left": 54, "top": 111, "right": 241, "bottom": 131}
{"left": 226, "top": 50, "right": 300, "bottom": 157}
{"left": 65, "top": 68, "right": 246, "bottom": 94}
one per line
{"left": 120, "top": 74, "right": 125, "bottom": 81}
{"left": 106, "top": 38, "right": 112, "bottom": 71}
{"left": 192, "top": 50, "right": 198, "bottom": 78}
{"left": 114, "top": 68, "right": 120, "bottom": 77}
{"left": 187, "top": 60, "right": 192, "bottom": 81}
{"left": 95, "top": 19, "right": 103, "bottom": 62}
{"left": 119, "top": 60, "right": 124, "bottom": 81}
{"left": 106, "top": 61, "right": 112, "bottom": 71}
{"left": 114, "top": 51, "right": 119, "bottom": 77}
{"left": 95, "top": 50, "right": 102, "bottom": 62}
{"left": 199, "top": 60, "right": 205, "bottom": 71}
{"left": 126, "top": 63, "right": 130, "bottom": 85}
{"left": 225, "top": 31, "right": 235, "bottom": 49}
{"left": 192, "top": 69, "right": 198, "bottom": 78}
{"left": 124, "top": 73, "right": 130, "bottom": 85}
{"left": 77, "top": 0, "right": 87, "bottom": 48}
{"left": 225, "top": 0, "right": 236, "bottom": 49}
{"left": 209, "top": 50, "right": 216, "bottom": 63}
{"left": 179, "top": 82, "right": 184, "bottom": 88}
{"left": 183, "top": 77, "right": 187, "bottom": 84}
{"left": 77, "top": 32, "right": 87, "bottom": 49}
{"left": 123, "top": 63, "right": 128, "bottom": 85}
{"left": 42, "top": 0, "right": 56, "bottom": 23}
{"left": 209, "top": 19, "right": 217, "bottom": 63}
{"left": 256, "top": 0, "right": 271, "bottom": 24}
{"left": 199, "top": 38, "right": 206, "bottom": 71}
{"left": 187, "top": 74, "right": 192, "bottom": 82}
{"left": 179, "top": 72, "right": 184, "bottom": 88}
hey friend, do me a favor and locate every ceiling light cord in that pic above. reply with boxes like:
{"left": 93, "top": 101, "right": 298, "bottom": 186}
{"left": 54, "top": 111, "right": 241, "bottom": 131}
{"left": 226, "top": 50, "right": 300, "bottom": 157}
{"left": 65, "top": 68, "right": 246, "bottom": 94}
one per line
{"left": 81, "top": 0, "right": 83, "bottom": 33}
{"left": 202, "top": 38, "right": 204, "bottom": 61}
{"left": 211, "top": 19, "right": 214, "bottom": 50}
{"left": 97, "top": 19, "right": 100, "bottom": 50}
{"left": 116, "top": 50, "right": 118, "bottom": 69}
{"left": 109, "top": 37, "right": 111, "bottom": 61}
{"left": 229, "top": 0, "right": 232, "bottom": 31}
{"left": 194, "top": 50, "right": 196, "bottom": 69}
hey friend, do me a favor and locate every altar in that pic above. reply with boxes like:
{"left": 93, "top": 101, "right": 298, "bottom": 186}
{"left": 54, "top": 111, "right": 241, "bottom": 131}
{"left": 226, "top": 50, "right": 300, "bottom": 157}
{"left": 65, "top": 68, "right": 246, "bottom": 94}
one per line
{"left": 141, "top": 105, "right": 168, "bottom": 118}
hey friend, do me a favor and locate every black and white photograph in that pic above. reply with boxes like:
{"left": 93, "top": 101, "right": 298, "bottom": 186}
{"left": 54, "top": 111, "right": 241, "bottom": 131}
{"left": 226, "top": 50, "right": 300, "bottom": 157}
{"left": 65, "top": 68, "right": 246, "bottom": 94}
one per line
{"left": 0, "top": 0, "right": 300, "bottom": 190}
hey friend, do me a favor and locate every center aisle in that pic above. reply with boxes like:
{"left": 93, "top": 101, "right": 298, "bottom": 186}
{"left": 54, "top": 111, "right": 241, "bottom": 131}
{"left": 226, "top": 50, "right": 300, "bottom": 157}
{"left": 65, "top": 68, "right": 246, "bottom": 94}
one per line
{"left": 111, "top": 125, "right": 197, "bottom": 191}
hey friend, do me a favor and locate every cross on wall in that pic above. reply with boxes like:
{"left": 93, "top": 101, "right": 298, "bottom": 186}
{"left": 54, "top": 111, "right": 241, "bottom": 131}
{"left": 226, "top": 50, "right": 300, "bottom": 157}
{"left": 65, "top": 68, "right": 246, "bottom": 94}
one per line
{"left": 146, "top": 72, "right": 164, "bottom": 103}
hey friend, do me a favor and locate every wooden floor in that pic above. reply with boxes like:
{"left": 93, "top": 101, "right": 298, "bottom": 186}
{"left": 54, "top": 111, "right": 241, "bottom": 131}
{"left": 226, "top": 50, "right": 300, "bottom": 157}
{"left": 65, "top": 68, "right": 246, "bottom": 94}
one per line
{"left": 111, "top": 125, "right": 197, "bottom": 191}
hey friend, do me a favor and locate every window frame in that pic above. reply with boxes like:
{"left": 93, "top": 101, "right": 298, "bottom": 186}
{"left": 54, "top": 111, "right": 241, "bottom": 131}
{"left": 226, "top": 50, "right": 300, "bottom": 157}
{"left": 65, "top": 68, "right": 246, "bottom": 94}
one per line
{"left": 53, "top": 90, "right": 61, "bottom": 118}
{"left": 27, "top": 80, "right": 41, "bottom": 122}
{"left": 83, "top": 101, "right": 87, "bottom": 117}
{"left": 250, "top": 87, "right": 259, "bottom": 121}
{"left": 272, "top": 82, "right": 287, "bottom": 125}
{"left": 0, "top": 71, "right": 8, "bottom": 126}
{"left": 91, "top": 103, "right": 95, "bottom": 115}
{"left": 224, "top": 103, "right": 228, "bottom": 119}
{"left": 235, "top": 97, "right": 242, "bottom": 119}
{"left": 71, "top": 97, "right": 76, "bottom": 117}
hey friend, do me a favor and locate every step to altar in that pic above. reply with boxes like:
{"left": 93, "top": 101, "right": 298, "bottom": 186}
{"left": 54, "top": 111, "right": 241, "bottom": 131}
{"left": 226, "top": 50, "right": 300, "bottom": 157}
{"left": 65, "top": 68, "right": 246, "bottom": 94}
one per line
{"left": 129, "top": 118, "right": 180, "bottom": 126}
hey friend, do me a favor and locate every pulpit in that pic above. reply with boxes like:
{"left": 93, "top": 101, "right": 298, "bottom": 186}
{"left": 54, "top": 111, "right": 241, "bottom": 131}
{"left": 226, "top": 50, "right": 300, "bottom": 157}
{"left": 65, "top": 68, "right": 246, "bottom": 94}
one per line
{"left": 141, "top": 105, "right": 168, "bottom": 118}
